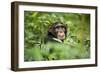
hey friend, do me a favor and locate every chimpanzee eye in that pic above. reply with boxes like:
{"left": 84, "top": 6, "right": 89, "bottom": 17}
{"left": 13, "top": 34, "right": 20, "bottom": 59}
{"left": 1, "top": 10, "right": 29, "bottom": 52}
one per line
{"left": 61, "top": 26, "right": 64, "bottom": 28}
{"left": 55, "top": 28, "right": 59, "bottom": 32}
{"left": 55, "top": 26, "right": 59, "bottom": 28}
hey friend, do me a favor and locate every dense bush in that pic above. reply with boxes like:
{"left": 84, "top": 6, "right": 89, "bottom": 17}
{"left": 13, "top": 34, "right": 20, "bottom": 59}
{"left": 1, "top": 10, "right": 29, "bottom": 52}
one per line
{"left": 24, "top": 11, "right": 90, "bottom": 61}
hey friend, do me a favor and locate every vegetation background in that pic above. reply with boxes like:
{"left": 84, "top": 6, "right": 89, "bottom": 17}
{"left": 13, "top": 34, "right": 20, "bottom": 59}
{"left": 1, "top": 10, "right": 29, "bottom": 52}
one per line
{"left": 24, "top": 11, "right": 90, "bottom": 61}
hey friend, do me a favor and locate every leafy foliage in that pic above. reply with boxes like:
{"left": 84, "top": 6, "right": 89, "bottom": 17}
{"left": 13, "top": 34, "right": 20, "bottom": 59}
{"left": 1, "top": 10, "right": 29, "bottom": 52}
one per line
{"left": 24, "top": 11, "right": 90, "bottom": 61}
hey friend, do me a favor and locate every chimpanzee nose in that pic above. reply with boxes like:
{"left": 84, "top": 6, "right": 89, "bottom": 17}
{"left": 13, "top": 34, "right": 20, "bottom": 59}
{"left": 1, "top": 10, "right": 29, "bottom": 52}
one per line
{"left": 59, "top": 32, "right": 65, "bottom": 36}
{"left": 59, "top": 31, "right": 63, "bottom": 33}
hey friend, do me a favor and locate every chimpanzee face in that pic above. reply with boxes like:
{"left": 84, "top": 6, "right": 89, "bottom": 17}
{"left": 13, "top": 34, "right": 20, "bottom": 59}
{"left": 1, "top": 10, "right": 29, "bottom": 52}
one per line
{"left": 55, "top": 26, "right": 65, "bottom": 40}
{"left": 48, "top": 22, "right": 67, "bottom": 41}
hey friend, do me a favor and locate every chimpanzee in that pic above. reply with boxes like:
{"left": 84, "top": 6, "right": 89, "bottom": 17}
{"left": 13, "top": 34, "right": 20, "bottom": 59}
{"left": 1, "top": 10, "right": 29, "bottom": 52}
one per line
{"left": 42, "top": 22, "right": 68, "bottom": 60}
{"left": 45, "top": 22, "right": 67, "bottom": 43}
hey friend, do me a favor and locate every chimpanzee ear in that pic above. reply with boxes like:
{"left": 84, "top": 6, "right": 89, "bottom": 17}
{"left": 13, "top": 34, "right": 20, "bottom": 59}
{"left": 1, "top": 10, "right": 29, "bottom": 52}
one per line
{"left": 48, "top": 26, "right": 55, "bottom": 36}
{"left": 48, "top": 27, "right": 52, "bottom": 33}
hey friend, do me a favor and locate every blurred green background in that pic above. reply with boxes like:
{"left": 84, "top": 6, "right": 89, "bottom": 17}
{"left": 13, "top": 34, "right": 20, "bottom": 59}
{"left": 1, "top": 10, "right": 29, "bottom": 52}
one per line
{"left": 24, "top": 11, "right": 90, "bottom": 61}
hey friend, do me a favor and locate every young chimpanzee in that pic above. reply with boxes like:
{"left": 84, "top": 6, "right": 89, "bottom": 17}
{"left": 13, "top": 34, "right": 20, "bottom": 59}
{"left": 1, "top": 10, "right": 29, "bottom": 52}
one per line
{"left": 43, "top": 22, "right": 68, "bottom": 60}
{"left": 45, "top": 22, "right": 67, "bottom": 43}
